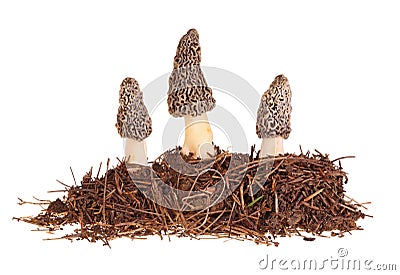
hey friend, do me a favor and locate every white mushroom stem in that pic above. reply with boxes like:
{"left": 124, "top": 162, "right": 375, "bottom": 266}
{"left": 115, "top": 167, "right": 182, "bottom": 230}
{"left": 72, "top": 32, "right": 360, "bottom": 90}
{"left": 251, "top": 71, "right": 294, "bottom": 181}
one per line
{"left": 181, "top": 113, "right": 215, "bottom": 159}
{"left": 260, "top": 136, "right": 284, "bottom": 157}
{"left": 124, "top": 138, "right": 148, "bottom": 165}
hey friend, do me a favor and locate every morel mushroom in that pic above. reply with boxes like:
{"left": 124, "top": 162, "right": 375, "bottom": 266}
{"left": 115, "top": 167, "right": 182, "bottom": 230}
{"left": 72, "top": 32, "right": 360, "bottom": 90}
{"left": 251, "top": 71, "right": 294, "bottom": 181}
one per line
{"left": 167, "top": 29, "right": 216, "bottom": 159}
{"left": 116, "top": 77, "right": 152, "bottom": 165}
{"left": 256, "top": 74, "right": 292, "bottom": 157}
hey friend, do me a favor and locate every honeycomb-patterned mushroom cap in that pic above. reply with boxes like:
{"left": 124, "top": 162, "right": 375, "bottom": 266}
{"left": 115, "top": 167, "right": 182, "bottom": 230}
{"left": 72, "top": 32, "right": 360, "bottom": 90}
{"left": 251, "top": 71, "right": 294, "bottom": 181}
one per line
{"left": 173, "top": 28, "right": 201, "bottom": 68}
{"left": 256, "top": 74, "right": 292, "bottom": 139}
{"left": 167, "top": 29, "right": 216, "bottom": 117}
{"left": 116, "top": 77, "right": 152, "bottom": 141}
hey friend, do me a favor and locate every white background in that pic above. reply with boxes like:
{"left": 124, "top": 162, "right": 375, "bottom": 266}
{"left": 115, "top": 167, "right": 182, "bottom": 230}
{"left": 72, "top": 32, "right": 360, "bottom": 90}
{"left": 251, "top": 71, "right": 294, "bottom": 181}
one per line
{"left": 1, "top": 0, "right": 399, "bottom": 274}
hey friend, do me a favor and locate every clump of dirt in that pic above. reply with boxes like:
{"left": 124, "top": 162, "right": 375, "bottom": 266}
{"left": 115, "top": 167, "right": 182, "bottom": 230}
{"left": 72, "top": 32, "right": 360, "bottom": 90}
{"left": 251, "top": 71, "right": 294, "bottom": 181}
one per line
{"left": 14, "top": 146, "right": 370, "bottom": 247}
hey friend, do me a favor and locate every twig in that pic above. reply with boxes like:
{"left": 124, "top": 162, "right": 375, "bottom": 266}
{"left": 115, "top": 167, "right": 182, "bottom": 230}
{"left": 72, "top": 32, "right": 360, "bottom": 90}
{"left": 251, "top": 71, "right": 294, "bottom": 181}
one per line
{"left": 56, "top": 179, "right": 71, "bottom": 188}
{"left": 304, "top": 188, "right": 325, "bottom": 202}
{"left": 331, "top": 156, "right": 355, "bottom": 163}
{"left": 102, "top": 159, "right": 110, "bottom": 223}
{"left": 70, "top": 167, "right": 77, "bottom": 185}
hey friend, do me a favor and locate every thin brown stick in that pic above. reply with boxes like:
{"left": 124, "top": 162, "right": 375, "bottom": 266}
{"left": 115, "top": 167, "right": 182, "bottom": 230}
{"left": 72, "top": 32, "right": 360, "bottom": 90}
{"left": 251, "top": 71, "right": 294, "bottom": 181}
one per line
{"left": 70, "top": 167, "right": 77, "bottom": 185}
{"left": 102, "top": 159, "right": 110, "bottom": 223}
{"left": 304, "top": 188, "right": 325, "bottom": 202}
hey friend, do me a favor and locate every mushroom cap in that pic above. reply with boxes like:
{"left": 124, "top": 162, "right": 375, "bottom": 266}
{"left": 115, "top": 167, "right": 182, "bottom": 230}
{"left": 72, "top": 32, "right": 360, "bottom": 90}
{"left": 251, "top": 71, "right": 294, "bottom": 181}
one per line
{"left": 116, "top": 77, "right": 152, "bottom": 141}
{"left": 256, "top": 74, "right": 292, "bottom": 139}
{"left": 167, "top": 29, "right": 216, "bottom": 117}
{"left": 173, "top": 28, "right": 201, "bottom": 68}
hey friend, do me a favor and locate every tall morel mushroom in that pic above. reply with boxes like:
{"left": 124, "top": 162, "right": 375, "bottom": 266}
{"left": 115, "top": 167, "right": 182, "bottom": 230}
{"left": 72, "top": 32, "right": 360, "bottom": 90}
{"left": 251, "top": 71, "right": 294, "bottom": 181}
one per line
{"left": 116, "top": 77, "right": 152, "bottom": 165}
{"left": 256, "top": 74, "right": 292, "bottom": 157}
{"left": 167, "top": 28, "right": 216, "bottom": 159}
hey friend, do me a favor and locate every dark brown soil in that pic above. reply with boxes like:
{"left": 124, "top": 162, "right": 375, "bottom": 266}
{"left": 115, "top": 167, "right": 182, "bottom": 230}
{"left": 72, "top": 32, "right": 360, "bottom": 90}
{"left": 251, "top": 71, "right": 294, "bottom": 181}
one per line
{"left": 47, "top": 199, "right": 68, "bottom": 214}
{"left": 14, "top": 146, "right": 370, "bottom": 246}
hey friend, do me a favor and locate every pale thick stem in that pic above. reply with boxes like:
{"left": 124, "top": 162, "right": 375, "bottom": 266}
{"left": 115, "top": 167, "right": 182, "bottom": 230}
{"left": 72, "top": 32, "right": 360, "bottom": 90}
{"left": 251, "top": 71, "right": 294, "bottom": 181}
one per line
{"left": 124, "top": 138, "right": 148, "bottom": 165}
{"left": 260, "top": 136, "right": 284, "bottom": 157}
{"left": 181, "top": 113, "right": 214, "bottom": 159}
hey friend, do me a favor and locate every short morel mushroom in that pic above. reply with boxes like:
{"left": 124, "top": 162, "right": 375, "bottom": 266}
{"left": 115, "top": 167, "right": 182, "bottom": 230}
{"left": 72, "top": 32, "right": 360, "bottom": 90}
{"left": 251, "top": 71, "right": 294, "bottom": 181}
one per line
{"left": 256, "top": 74, "right": 292, "bottom": 157}
{"left": 167, "top": 29, "right": 216, "bottom": 159}
{"left": 116, "top": 77, "right": 152, "bottom": 165}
